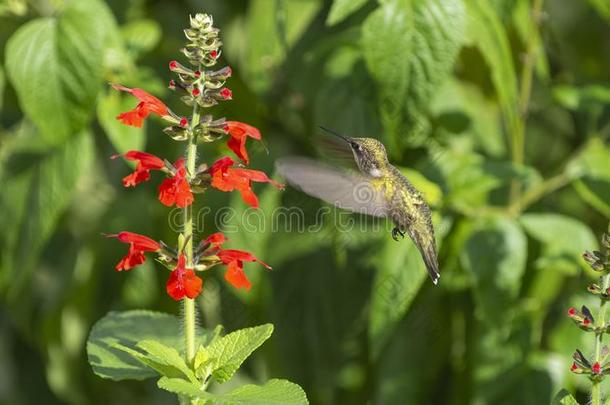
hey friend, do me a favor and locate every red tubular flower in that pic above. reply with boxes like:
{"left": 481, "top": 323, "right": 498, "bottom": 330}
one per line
{"left": 107, "top": 232, "right": 160, "bottom": 271}
{"left": 209, "top": 156, "right": 283, "bottom": 208}
{"left": 225, "top": 121, "right": 262, "bottom": 164}
{"left": 112, "top": 84, "right": 170, "bottom": 128}
{"left": 205, "top": 232, "right": 227, "bottom": 248}
{"left": 593, "top": 362, "right": 602, "bottom": 374}
{"left": 158, "top": 158, "right": 193, "bottom": 208}
{"left": 112, "top": 151, "right": 165, "bottom": 187}
{"left": 217, "top": 249, "right": 271, "bottom": 291}
{"left": 166, "top": 254, "right": 202, "bottom": 300}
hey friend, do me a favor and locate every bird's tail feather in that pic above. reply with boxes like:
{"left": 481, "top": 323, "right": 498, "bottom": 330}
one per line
{"left": 408, "top": 229, "right": 440, "bottom": 285}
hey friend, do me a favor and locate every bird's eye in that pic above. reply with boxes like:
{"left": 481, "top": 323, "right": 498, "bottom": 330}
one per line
{"left": 353, "top": 143, "right": 362, "bottom": 152}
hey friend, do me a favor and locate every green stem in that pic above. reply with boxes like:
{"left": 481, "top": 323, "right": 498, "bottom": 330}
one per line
{"left": 510, "top": 0, "right": 544, "bottom": 203}
{"left": 592, "top": 273, "right": 610, "bottom": 405}
{"left": 507, "top": 171, "right": 571, "bottom": 216}
{"left": 183, "top": 76, "right": 202, "bottom": 366}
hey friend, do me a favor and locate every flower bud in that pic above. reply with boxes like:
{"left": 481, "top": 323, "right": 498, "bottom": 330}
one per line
{"left": 163, "top": 126, "right": 189, "bottom": 141}
{"left": 593, "top": 362, "right": 602, "bottom": 374}
{"left": 583, "top": 250, "right": 606, "bottom": 271}
{"left": 212, "top": 87, "right": 232, "bottom": 100}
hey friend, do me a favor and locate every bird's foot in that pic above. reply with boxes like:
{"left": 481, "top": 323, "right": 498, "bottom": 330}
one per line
{"left": 392, "top": 227, "right": 405, "bottom": 241}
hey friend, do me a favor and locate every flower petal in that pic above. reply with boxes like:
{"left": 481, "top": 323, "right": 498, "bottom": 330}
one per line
{"left": 224, "top": 260, "right": 251, "bottom": 290}
{"left": 111, "top": 232, "right": 160, "bottom": 251}
{"left": 166, "top": 254, "right": 203, "bottom": 300}
{"left": 112, "top": 84, "right": 170, "bottom": 127}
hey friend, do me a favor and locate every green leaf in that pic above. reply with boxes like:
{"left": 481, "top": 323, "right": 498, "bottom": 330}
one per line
{"left": 552, "top": 389, "right": 580, "bottom": 405}
{"left": 460, "top": 216, "right": 527, "bottom": 325}
{"left": 135, "top": 340, "right": 197, "bottom": 383}
{"left": 362, "top": 0, "right": 466, "bottom": 147}
{"left": 467, "top": 0, "right": 519, "bottom": 138}
{"left": 157, "top": 377, "right": 203, "bottom": 397}
{"left": 431, "top": 78, "right": 505, "bottom": 157}
{"left": 4, "top": 0, "right": 114, "bottom": 144}
{"left": 569, "top": 137, "right": 610, "bottom": 217}
{"left": 97, "top": 90, "right": 145, "bottom": 154}
{"left": 0, "top": 128, "right": 93, "bottom": 296}
{"left": 241, "top": 0, "right": 321, "bottom": 93}
{"left": 87, "top": 310, "right": 210, "bottom": 381}
{"left": 520, "top": 213, "right": 598, "bottom": 274}
{"left": 368, "top": 234, "right": 427, "bottom": 359}
{"left": 112, "top": 342, "right": 196, "bottom": 383}
{"left": 207, "top": 324, "right": 274, "bottom": 383}
{"left": 0, "top": 64, "right": 4, "bottom": 112}
{"left": 206, "top": 379, "right": 308, "bottom": 405}
{"left": 326, "top": 0, "right": 368, "bottom": 26}
{"left": 121, "top": 19, "right": 162, "bottom": 58}
{"left": 587, "top": 0, "right": 610, "bottom": 22}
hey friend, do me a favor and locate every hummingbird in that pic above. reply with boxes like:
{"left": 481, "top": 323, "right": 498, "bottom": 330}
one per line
{"left": 276, "top": 127, "right": 440, "bottom": 285}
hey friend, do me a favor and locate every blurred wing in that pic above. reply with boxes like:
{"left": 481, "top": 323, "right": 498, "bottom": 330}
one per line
{"left": 276, "top": 157, "right": 387, "bottom": 217}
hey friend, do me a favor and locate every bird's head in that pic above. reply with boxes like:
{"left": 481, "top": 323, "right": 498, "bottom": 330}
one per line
{"left": 319, "top": 126, "right": 388, "bottom": 177}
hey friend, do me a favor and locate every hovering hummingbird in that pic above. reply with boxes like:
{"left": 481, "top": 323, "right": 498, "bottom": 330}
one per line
{"left": 276, "top": 127, "right": 440, "bottom": 285}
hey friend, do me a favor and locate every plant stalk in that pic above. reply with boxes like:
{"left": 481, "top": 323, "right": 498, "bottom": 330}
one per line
{"left": 183, "top": 75, "right": 202, "bottom": 366}
{"left": 510, "top": 0, "right": 545, "bottom": 204}
{"left": 592, "top": 273, "right": 610, "bottom": 405}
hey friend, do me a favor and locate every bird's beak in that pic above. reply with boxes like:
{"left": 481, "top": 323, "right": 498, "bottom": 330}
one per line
{"left": 318, "top": 126, "right": 352, "bottom": 144}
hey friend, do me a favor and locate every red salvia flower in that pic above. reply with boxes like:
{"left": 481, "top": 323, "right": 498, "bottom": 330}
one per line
{"left": 112, "top": 84, "right": 170, "bottom": 128}
{"left": 205, "top": 232, "right": 227, "bottom": 248}
{"left": 568, "top": 307, "right": 576, "bottom": 317}
{"left": 199, "top": 232, "right": 270, "bottom": 291}
{"left": 112, "top": 150, "right": 165, "bottom": 187}
{"left": 158, "top": 158, "right": 194, "bottom": 208}
{"left": 209, "top": 156, "right": 283, "bottom": 208}
{"left": 593, "top": 362, "right": 602, "bottom": 374}
{"left": 166, "top": 254, "right": 202, "bottom": 300}
{"left": 217, "top": 249, "right": 271, "bottom": 291}
{"left": 225, "top": 121, "right": 262, "bottom": 164}
{"left": 570, "top": 362, "right": 578, "bottom": 372}
{"left": 107, "top": 232, "right": 160, "bottom": 271}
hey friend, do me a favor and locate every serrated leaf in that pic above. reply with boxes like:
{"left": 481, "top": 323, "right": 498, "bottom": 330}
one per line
{"left": 326, "top": 0, "right": 368, "bottom": 26}
{"left": 97, "top": 89, "right": 145, "bottom": 154}
{"left": 157, "top": 377, "right": 204, "bottom": 397}
{"left": 135, "top": 340, "right": 197, "bottom": 383}
{"left": 112, "top": 342, "right": 193, "bottom": 382}
{"left": 552, "top": 389, "right": 580, "bottom": 405}
{"left": 87, "top": 310, "right": 210, "bottom": 381}
{"left": 5, "top": 0, "right": 115, "bottom": 144}
{"left": 0, "top": 129, "right": 93, "bottom": 296}
{"left": 460, "top": 216, "right": 527, "bottom": 325}
{"left": 207, "top": 324, "right": 274, "bottom": 383}
{"left": 467, "top": 0, "right": 519, "bottom": 138}
{"left": 206, "top": 379, "right": 308, "bottom": 405}
{"left": 362, "top": 0, "right": 466, "bottom": 147}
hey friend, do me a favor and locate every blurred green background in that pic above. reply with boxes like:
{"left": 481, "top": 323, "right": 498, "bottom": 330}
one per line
{"left": 0, "top": 0, "right": 609, "bottom": 403}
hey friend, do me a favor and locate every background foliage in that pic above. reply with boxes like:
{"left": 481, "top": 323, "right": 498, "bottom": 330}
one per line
{"left": 0, "top": 0, "right": 609, "bottom": 403}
